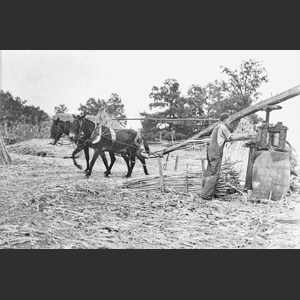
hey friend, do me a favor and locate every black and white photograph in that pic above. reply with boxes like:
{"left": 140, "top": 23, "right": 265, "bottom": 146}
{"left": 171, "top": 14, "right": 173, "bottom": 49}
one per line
{"left": 1, "top": 50, "right": 300, "bottom": 249}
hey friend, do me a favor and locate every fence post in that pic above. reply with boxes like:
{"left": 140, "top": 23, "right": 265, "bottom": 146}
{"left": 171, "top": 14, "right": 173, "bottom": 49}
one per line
{"left": 185, "top": 163, "right": 189, "bottom": 193}
{"left": 158, "top": 157, "right": 164, "bottom": 192}
{"left": 174, "top": 155, "right": 179, "bottom": 171}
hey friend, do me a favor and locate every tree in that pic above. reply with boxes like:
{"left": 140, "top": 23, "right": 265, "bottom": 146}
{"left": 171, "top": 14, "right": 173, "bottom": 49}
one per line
{"left": 149, "top": 78, "right": 183, "bottom": 131}
{"left": 142, "top": 79, "right": 202, "bottom": 140}
{"left": 0, "top": 90, "right": 49, "bottom": 129}
{"left": 54, "top": 104, "right": 68, "bottom": 114}
{"left": 206, "top": 59, "right": 268, "bottom": 126}
{"left": 220, "top": 59, "right": 268, "bottom": 102}
{"left": 106, "top": 93, "right": 127, "bottom": 126}
{"left": 78, "top": 94, "right": 127, "bottom": 126}
{"left": 0, "top": 91, "right": 26, "bottom": 126}
{"left": 186, "top": 84, "right": 207, "bottom": 117}
{"left": 78, "top": 98, "right": 105, "bottom": 115}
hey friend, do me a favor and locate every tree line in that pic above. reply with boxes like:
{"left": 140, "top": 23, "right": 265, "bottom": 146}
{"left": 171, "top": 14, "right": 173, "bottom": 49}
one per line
{"left": 1, "top": 59, "right": 268, "bottom": 141}
{"left": 0, "top": 91, "right": 50, "bottom": 130}
{"left": 140, "top": 59, "right": 268, "bottom": 141}
{"left": 58, "top": 59, "right": 267, "bottom": 141}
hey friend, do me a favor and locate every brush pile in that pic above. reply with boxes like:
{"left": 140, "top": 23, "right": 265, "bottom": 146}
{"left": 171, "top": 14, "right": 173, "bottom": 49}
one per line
{"left": 6, "top": 139, "right": 79, "bottom": 158}
{"left": 123, "top": 167, "right": 202, "bottom": 193}
{"left": 122, "top": 160, "right": 241, "bottom": 196}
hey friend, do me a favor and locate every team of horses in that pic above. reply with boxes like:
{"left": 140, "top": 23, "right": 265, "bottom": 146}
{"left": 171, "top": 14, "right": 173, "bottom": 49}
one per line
{"left": 50, "top": 115, "right": 150, "bottom": 178}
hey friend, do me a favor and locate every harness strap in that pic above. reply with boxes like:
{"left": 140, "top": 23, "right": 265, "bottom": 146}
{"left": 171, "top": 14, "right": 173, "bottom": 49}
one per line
{"left": 110, "top": 128, "right": 116, "bottom": 142}
{"left": 91, "top": 124, "right": 102, "bottom": 144}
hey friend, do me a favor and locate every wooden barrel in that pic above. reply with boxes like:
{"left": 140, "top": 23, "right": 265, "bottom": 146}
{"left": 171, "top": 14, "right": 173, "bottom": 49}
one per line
{"left": 252, "top": 150, "right": 290, "bottom": 201}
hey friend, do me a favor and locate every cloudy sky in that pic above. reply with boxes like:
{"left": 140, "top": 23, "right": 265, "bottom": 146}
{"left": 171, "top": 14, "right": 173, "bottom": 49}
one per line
{"left": 1, "top": 50, "right": 300, "bottom": 153}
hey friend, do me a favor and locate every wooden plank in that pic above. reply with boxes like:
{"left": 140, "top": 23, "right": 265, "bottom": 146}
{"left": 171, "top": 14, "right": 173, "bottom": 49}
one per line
{"left": 161, "top": 85, "right": 300, "bottom": 155}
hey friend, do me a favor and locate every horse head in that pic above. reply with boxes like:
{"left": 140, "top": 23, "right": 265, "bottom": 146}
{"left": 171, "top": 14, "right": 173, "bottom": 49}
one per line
{"left": 50, "top": 118, "right": 63, "bottom": 145}
{"left": 69, "top": 114, "right": 86, "bottom": 141}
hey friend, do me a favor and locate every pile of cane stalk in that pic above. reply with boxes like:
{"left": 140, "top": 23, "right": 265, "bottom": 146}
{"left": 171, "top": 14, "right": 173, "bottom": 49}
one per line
{"left": 6, "top": 139, "right": 78, "bottom": 158}
{"left": 122, "top": 160, "right": 241, "bottom": 196}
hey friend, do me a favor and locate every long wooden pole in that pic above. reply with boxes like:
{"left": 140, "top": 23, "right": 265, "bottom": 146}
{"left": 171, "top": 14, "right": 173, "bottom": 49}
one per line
{"left": 112, "top": 117, "right": 218, "bottom": 122}
{"left": 161, "top": 85, "right": 300, "bottom": 155}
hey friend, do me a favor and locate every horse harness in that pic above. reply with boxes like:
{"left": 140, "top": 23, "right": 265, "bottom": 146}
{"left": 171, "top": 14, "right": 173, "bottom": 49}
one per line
{"left": 75, "top": 119, "right": 141, "bottom": 150}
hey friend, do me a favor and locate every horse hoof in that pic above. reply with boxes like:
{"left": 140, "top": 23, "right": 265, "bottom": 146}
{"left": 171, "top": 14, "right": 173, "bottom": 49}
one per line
{"left": 104, "top": 171, "right": 110, "bottom": 177}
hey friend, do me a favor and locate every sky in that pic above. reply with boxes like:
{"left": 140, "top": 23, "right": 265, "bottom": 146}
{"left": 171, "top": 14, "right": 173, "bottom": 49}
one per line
{"left": 1, "top": 50, "right": 300, "bottom": 153}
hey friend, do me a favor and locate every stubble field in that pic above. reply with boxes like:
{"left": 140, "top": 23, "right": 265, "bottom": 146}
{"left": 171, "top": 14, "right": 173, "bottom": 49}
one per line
{"left": 1, "top": 141, "right": 300, "bottom": 249}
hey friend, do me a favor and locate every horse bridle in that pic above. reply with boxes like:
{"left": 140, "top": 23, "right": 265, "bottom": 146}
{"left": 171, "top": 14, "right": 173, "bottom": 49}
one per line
{"left": 54, "top": 121, "right": 73, "bottom": 146}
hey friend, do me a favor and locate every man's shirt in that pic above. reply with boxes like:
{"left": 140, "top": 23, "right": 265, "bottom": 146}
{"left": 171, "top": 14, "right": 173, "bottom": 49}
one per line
{"left": 216, "top": 124, "right": 232, "bottom": 147}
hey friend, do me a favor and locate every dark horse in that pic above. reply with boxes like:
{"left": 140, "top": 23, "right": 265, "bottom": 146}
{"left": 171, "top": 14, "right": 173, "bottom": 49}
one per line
{"left": 50, "top": 117, "right": 130, "bottom": 175}
{"left": 69, "top": 114, "right": 150, "bottom": 178}
{"left": 50, "top": 118, "right": 72, "bottom": 146}
{"left": 50, "top": 117, "right": 95, "bottom": 173}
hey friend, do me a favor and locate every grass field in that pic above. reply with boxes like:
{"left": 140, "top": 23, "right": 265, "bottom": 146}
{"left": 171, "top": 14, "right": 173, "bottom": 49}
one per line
{"left": 1, "top": 141, "right": 300, "bottom": 249}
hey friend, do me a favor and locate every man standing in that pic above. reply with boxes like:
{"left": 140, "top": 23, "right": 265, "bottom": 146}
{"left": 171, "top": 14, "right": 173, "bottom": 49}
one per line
{"left": 200, "top": 113, "right": 255, "bottom": 200}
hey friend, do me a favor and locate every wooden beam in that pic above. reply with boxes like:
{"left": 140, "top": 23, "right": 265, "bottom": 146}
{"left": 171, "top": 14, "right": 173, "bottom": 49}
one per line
{"left": 112, "top": 117, "right": 218, "bottom": 121}
{"left": 161, "top": 85, "right": 300, "bottom": 155}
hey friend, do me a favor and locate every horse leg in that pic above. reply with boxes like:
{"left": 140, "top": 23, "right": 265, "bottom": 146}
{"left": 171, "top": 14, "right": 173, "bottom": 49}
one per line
{"left": 71, "top": 146, "right": 83, "bottom": 170}
{"left": 98, "top": 151, "right": 111, "bottom": 177}
{"left": 106, "top": 151, "right": 116, "bottom": 176}
{"left": 126, "top": 149, "right": 136, "bottom": 178}
{"left": 83, "top": 145, "right": 90, "bottom": 173}
{"left": 121, "top": 151, "right": 131, "bottom": 177}
{"left": 135, "top": 151, "right": 149, "bottom": 175}
{"left": 86, "top": 148, "right": 101, "bottom": 177}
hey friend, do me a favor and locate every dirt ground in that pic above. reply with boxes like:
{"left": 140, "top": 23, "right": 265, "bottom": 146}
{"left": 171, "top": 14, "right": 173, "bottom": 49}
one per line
{"left": 1, "top": 143, "right": 300, "bottom": 249}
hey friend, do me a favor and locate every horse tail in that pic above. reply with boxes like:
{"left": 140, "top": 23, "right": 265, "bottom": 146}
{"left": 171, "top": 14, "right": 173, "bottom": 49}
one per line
{"left": 142, "top": 135, "right": 150, "bottom": 154}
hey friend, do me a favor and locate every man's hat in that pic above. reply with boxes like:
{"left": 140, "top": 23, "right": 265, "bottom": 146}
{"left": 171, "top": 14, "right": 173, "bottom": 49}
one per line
{"left": 219, "top": 112, "right": 230, "bottom": 121}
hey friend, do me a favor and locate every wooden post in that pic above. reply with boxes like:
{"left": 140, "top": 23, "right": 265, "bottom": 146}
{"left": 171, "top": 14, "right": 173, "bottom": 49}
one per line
{"left": 174, "top": 155, "right": 179, "bottom": 171}
{"left": 243, "top": 144, "right": 257, "bottom": 191}
{"left": 163, "top": 153, "right": 170, "bottom": 171}
{"left": 171, "top": 130, "right": 175, "bottom": 145}
{"left": 0, "top": 132, "right": 12, "bottom": 165}
{"left": 185, "top": 163, "right": 189, "bottom": 193}
{"left": 200, "top": 157, "right": 206, "bottom": 188}
{"left": 200, "top": 142, "right": 208, "bottom": 188}
{"left": 158, "top": 157, "right": 164, "bottom": 192}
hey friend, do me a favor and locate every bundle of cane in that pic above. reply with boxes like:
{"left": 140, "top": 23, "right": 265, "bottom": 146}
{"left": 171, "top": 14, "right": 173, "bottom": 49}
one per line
{"left": 223, "top": 117, "right": 256, "bottom": 182}
{"left": 94, "top": 106, "right": 123, "bottom": 129}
